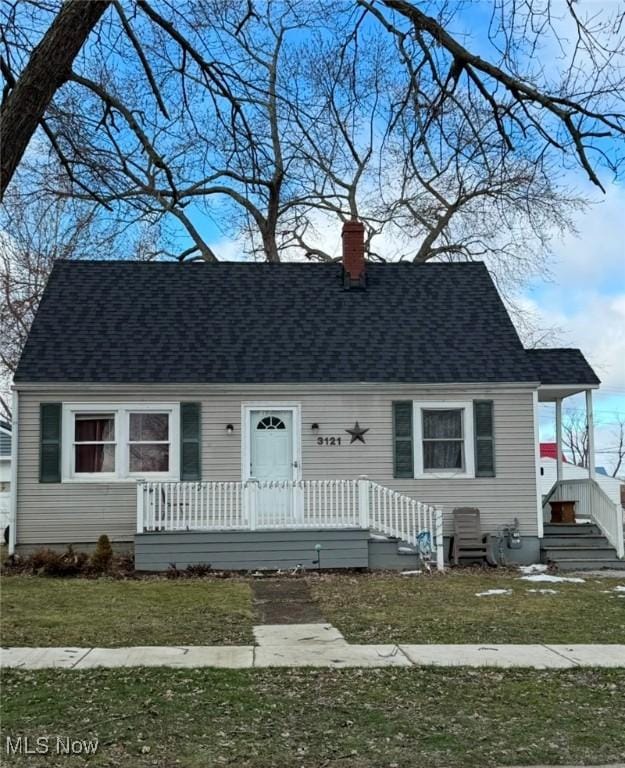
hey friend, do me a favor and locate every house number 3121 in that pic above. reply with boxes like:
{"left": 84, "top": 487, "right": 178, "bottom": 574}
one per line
{"left": 317, "top": 436, "right": 342, "bottom": 446}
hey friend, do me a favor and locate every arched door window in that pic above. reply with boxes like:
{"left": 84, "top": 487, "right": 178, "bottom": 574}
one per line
{"left": 257, "top": 416, "right": 286, "bottom": 430}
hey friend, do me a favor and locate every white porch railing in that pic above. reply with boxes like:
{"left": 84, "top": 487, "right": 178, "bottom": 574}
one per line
{"left": 543, "top": 478, "right": 625, "bottom": 559}
{"left": 137, "top": 477, "right": 445, "bottom": 570}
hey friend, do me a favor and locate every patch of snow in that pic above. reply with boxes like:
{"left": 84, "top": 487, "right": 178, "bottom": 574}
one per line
{"left": 398, "top": 546, "right": 416, "bottom": 554}
{"left": 369, "top": 533, "right": 389, "bottom": 541}
{"left": 518, "top": 564, "right": 548, "bottom": 574}
{"left": 519, "top": 574, "right": 585, "bottom": 584}
{"left": 613, "top": 585, "right": 625, "bottom": 592}
{"left": 475, "top": 589, "right": 512, "bottom": 596}
{"left": 527, "top": 588, "right": 559, "bottom": 594}
{"left": 400, "top": 570, "right": 422, "bottom": 576}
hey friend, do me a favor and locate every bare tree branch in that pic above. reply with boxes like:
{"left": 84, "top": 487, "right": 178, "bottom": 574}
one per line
{"left": 0, "top": 0, "right": 111, "bottom": 198}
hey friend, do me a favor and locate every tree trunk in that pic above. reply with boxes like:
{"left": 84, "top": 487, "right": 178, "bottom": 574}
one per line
{"left": 262, "top": 184, "right": 281, "bottom": 263}
{"left": 0, "top": 0, "right": 110, "bottom": 199}
{"left": 261, "top": 226, "right": 281, "bottom": 263}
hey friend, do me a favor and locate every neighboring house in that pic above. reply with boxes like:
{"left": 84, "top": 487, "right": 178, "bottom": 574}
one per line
{"left": 0, "top": 421, "right": 11, "bottom": 534}
{"left": 539, "top": 442, "right": 622, "bottom": 509}
{"left": 8, "top": 221, "right": 623, "bottom": 569}
{"left": 539, "top": 442, "right": 568, "bottom": 463}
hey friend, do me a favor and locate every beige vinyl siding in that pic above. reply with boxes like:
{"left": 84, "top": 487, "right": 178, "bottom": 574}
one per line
{"left": 16, "top": 384, "right": 538, "bottom": 544}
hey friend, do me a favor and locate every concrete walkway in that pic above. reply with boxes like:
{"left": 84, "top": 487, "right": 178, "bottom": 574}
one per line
{"left": 3, "top": 623, "right": 625, "bottom": 670}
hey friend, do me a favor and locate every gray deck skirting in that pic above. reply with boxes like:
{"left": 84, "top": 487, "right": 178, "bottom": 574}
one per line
{"left": 135, "top": 528, "right": 370, "bottom": 571}
{"left": 134, "top": 530, "right": 543, "bottom": 571}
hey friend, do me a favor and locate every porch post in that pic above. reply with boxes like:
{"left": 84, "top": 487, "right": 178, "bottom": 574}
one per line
{"left": 247, "top": 478, "right": 258, "bottom": 531}
{"left": 357, "top": 475, "right": 370, "bottom": 529}
{"left": 586, "top": 389, "right": 596, "bottom": 480}
{"left": 136, "top": 482, "right": 144, "bottom": 534}
{"left": 435, "top": 507, "right": 445, "bottom": 572}
{"left": 555, "top": 398, "right": 563, "bottom": 482}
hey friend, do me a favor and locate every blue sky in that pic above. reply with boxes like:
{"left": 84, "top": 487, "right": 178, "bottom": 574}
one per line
{"left": 453, "top": 0, "right": 625, "bottom": 464}
{"left": 70, "top": 1, "right": 624, "bottom": 472}
{"left": 150, "top": 3, "right": 625, "bottom": 473}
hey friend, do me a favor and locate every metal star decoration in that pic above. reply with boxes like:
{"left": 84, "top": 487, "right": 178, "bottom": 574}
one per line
{"left": 345, "top": 421, "right": 369, "bottom": 444}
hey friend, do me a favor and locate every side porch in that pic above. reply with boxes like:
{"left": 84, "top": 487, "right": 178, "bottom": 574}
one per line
{"left": 534, "top": 355, "right": 625, "bottom": 568}
{"left": 135, "top": 478, "right": 445, "bottom": 572}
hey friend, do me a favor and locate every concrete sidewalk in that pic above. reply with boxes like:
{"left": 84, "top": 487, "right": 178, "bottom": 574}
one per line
{"left": 3, "top": 641, "right": 625, "bottom": 670}
{"left": 3, "top": 622, "right": 624, "bottom": 670}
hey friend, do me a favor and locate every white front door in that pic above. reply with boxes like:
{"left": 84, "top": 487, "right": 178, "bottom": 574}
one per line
{"left": 250, "top": 410, "right": 294, "bottom": 481}
{"left": 248, "top": 409, "right": 298, "bottom": 524}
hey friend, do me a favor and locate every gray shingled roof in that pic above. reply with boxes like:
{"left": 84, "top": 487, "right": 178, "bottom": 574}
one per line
{"left": 526, "top": 348, "right": 600, "bottom": 386}
{"left": 13, "top": 260, "right": 591, "bottom": 386}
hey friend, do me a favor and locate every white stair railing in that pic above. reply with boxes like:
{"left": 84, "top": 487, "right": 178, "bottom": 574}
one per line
{"left": 368, "top": 481, "right": 444, "bottom": 571}
{"left": 137, "top": 477, "right": 445, "bottom": 570}
{"left": 543, "top": 478, "right": 624, "bottom": 558}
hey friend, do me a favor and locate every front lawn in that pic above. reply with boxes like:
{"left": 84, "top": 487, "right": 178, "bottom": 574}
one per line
{"left": 1, "top": 667, "right": 624, "bottom": 767}
{"left": 0, "top": 577, "right": 254, "bottom": 646}
{"left": 3, "top": 570, "right": 624, "bottom": 648}
{"left": 311, "top": 571, "right": 625, "bottom": 644}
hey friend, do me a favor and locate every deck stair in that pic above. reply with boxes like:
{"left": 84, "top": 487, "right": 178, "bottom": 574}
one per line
{"left": 541, "top": 523, "right": 625, "bottom": 571}
{"left": 367, "top": 533, "right": 421, "bottom": 569}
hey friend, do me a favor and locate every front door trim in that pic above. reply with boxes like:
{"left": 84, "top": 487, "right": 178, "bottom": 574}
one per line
{"left": 241, "top": 402, "right": 302, "bottom": 481}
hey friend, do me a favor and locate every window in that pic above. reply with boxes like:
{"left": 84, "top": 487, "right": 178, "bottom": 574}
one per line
{"left": 128, "top": 412, "right": 170, "bottom": 473}
{"left": 413, "top": 401, "right": 475, "bottom": 478}
{"left": 257, "top": 416, "right": 286, "bottom": 430}
{"left": 74, "top": 414, "right": 116, "bottom": 474}
{"left": 422, "top": 409, "right": 464, "bottom": 471}
{"left": 62, "top": 403, "right": 179, "bottom": 481}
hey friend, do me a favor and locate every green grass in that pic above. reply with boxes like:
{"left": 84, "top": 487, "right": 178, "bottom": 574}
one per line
{"left": 311, "top": 571, "right": 625, "bottom": 644}
{"left": 3, "top": 571, "right": 625, "bottom": 648}
{"left": 0, "top": 577, "right": 254, "bottom": 646}
{"left": 1, "top": 667, "right": 624, "bottom": 767}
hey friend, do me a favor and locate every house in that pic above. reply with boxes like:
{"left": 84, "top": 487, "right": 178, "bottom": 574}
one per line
{"left": 539, "top": 442, "right": 568, "bottom": 463}
{"left": 539, "top": 442, "right": 622, "bottom": 509}
{"left": 8, "top": 221, "right": 623, "bottom": 570}
{"left": 0, "top": 420, "right": 11, "bottom": 536}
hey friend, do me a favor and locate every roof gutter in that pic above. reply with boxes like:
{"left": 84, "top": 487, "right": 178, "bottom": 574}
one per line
{"left": 12, "top": 380, "right": 543, "bottom": 393}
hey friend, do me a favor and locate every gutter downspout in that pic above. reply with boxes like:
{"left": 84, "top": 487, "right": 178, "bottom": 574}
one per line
{"left": 8, "top": 388, "right": 18, "bottom": 555}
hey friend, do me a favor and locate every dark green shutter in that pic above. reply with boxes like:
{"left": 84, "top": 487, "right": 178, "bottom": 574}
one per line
{"left": 474, "top": 400, "right": 495, "bottom": 477}
{"left": 40, "top": 403, "right": 62, "bottom": 482}
{"left": 180, "top": 403, "right": 201, "bottom": 480}
{"left": 393, "top": 401, "right": 414, "bottom": 478}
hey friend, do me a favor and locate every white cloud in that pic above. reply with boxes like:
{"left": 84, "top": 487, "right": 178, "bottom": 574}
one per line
{"left": 523, "top": 291, "right": 625, "bottom": 392}
{"left": 527, "top": 181, "right": 625, "bottom": 473}
{"left": 205, "top": 236, "right": 248, "bottom": 262}
{"left": 523, "top": 182, "right": 625, "bottom": 392}
{"left": 547, "top": 182, "right": 625, "bottom": 292}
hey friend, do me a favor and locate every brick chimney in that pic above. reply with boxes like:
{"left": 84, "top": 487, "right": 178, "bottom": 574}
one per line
{"left": 342, "top": 219, "right": 366, "bottom": 289}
